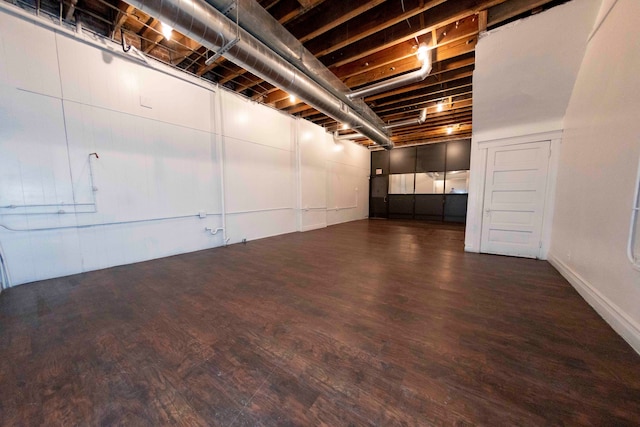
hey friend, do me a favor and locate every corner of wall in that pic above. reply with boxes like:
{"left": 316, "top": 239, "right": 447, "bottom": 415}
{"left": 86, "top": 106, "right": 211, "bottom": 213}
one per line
{"left": 547, "top": 252, "right": 640, "bottom": 355}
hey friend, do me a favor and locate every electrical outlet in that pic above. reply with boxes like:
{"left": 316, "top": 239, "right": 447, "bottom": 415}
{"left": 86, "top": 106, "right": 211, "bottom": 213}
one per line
{"left": 242, "top": 238, "right": 247, "bottom": 244}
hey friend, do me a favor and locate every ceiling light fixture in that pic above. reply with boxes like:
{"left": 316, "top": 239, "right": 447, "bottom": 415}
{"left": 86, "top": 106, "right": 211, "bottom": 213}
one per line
{"left": 161, "top": 22, "right": 173, "bottom": 40}
{"left": 341, "top": 123, "right": 350, "bottom": 130}
{"left": 417, "top": 43, "right": 430, "bottom": 63}
{"left": 289, "top": 94, "right": 296, "bottom": 103}
{"left": 436, "top": 101, "right": 444, "bottom": 113}
{"left": 447, "top": 126, "right": 454, "bottom": 134}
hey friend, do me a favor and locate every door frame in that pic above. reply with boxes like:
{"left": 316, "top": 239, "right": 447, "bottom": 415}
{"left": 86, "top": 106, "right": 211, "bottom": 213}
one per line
{"left": 369, "top": 174, "right": 389, "bottom": 218}
{"left": 465, "top": 130, "right": 563, "bottom": 259}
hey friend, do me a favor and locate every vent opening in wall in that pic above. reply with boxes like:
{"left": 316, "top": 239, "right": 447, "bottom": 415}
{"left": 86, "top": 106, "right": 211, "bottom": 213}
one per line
{"left": 628, "top": 155, "right": 640, "bottom": 269}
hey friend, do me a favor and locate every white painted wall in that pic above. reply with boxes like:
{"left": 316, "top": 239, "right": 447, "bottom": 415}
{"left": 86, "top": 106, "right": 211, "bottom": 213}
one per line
{"left": 465, "top": 0, "right": 600, "bottom": 253}
{"left": 218, "top": 89, "right": 297, "bottom": 243}
{"left": 0, "top": 6, "right": 368, "bottom": 287}
{"left": 297, "top": 119, "right": 370, "bottom": 231}
{"left": 547, "top": 0, "right": 640, "bottom": 353}
{"left": 471, "top": 0, "right": 600, "bottom": 142}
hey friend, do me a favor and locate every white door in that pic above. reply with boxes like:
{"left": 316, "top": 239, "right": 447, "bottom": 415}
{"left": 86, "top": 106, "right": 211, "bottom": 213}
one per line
{"left": 480, "top": 141, "right": 550, "bottom": 258}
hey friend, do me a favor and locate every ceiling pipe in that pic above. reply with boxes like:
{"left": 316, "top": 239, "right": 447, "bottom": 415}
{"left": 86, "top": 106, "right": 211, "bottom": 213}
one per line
{"left": 202, "top": 0, "right": 387, "bottom": 133}
{"left": 126, "top": 0, "right": 393, "bottom": 149}
{"left": 64, "top": 0, "right": 78, "bottom": 21}
{"left": 384, "top": 118, "right": 422, "bottom": 130}
{"left": 347, "top": 45, "right": 432, "bottom": 100}
{"left": 383, "top": 109, "right": 428, "bottom": 130}
{"left": 333, "top": 131, "right": 365, "bottom": 141}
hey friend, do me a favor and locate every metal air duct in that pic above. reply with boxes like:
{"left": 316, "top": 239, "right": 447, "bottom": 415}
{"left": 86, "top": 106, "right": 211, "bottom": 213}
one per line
{"left": 203, "top": 0, "right": 387, "bottom": 135}
{"left": 347, "top": 45, "right": 432, "bottom": 100}
{"left": 384, "top": 109, "right": 428, "bottom": 130}
{"left": 126, "top": 0, "right": 393, "bottom": 149}
{"left": 333, "top": 132, "right": 365, "bottom": 141}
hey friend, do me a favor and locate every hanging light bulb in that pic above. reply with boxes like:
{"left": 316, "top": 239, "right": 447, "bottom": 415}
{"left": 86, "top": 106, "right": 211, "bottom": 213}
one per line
{"left": 289, "top": 94, "right": 296, "bottom": 103}
{"left": 447, "top": 126, "right": 454, "bottom": 134}
{"left": 161, "top": 22, "right": 173, "bottom": 40}
{"left": 341, "top": 123, "right": 350, "bottom": 130}
{"left": 436, "top": 101, "right": 444, "bottom": 113}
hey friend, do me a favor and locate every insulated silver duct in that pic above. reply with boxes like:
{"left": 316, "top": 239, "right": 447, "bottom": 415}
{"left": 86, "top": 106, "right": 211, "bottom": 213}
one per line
{"left": 126, "top": 0, "right": 394, "bottom": 149}
{"left": 203, "top": 0, "right": 387, "bottom": 134}
{"left": 333, "top": 131, "right": 365, "bottom": 141}
{"left": 384, "top": 109, "right": 428, "bottom": 130}
{"left": 348, "top": 46, "right": 432, "bottom": 100}
{"left": 384, "top": 118, "right": 422, "bottom": 130}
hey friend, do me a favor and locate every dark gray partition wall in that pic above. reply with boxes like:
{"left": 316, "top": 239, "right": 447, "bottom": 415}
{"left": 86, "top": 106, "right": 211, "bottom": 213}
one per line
{"left": 370, "top": 151, "right": 390, "bottom": 218}
{"left": 390, "top": 147, "right": 417, "bottom": 174}
{"left": 369, "top": 139, "right": 471, "bottom": 222}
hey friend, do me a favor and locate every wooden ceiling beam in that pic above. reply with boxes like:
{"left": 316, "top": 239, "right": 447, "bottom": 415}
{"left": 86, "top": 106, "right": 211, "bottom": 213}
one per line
{"left": 297, "top": 0, "right": 326, "bottom": 9}
{"left": 380, "top": 100, "right": 473, "bottom": 123}
{"left": 111, "top": 2, "right": 134, "bottom": 37}
{"left": 487, "top": 0, "right": 557, "bottom": 27}
{"left": 139, "top": 19, "right": 165, "bottom": 53}
{"left": 304, "top": 0, "right": 448, "bottom": 58}
{"left": 385, "top": 107, "right": 473, "bottom": 127}
{"left": 478, "top": 9, "right": 488, "bottom": 32}
{"left": 286, "top": 0, "right": 387, "bottom": 43}
{"left": 297, "top": 77, "right": 473, "bottom": 124}
{"left": 264, "top": 42, "right": 475, "bottom": 110}
{"left": 242, "top": 32, "right": 475, "bottom": 104}
{"left": 344, "top": 42, "right": 476, "bottom": 90}
{"left": 320, "top": 0, "right": 506, "bottom": 68}
{"left": 371, "top": 77, "right": 473, "bottom": 108}
{"left": 376, "top": 92, "right": 473, "bottom": 117}
{"left": 170, "top": 36, "right": 202, "bottom": 65}
{"left": 390, "top": 124, "right": 472, "bottom": 144}
{"left": 331, "top": 16, "right": 477, "bottom": 81}
{"left": 260, "top": 0, "right": 281, "bottom": 10}
{"left": 364, "top": 65, "right": 475, "bottom": 103}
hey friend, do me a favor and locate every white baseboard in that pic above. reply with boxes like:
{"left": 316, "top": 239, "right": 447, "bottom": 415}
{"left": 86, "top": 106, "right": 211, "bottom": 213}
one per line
{"left": 301, "top": 223, "right": 327, "bottom": 232}
{"left": 548, "top": 254, "right": 640, "bottom": 355}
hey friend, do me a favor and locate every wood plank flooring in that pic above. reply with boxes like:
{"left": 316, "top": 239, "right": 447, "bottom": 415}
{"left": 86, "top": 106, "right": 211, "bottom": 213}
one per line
{"left": 1, "top": 220, "right": 639, "bottom": 426}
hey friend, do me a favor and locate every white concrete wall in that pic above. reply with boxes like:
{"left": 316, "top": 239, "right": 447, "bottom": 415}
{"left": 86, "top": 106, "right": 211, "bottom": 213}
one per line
{"left": 547, "top": 0, "right": 640, "bottom": 353}
{"left": 0, "top": 6, "right": 368, "bottom": 287}
{"left": 465, "top": 0, "right": 600, "bottom": 253}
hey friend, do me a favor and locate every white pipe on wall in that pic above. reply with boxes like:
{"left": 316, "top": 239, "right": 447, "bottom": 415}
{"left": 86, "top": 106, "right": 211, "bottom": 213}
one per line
{"left": 0, "top": 212, "right": 221, "bottom": 233}
{"left": 214, "top": 87, "right": 229, "bottom": 245}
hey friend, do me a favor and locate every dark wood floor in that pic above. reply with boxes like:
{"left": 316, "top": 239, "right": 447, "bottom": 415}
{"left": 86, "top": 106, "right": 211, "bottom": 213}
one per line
{"left": 1, "top": 220, "right": 639, "bottom": 426}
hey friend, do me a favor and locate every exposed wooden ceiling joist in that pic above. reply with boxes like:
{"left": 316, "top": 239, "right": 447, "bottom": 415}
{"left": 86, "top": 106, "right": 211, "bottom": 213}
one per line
{"left": 69, "top": 0, "right": 568, "bottom": 147}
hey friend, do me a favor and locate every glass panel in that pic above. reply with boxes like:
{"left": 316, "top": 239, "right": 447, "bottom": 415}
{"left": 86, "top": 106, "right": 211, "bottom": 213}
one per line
{"left": 445, "top": 170, "right": 470, "bottom": 194}
{"left": 388, "top": 173, "right": 415, "bottom": 194}
{"left": 415, "top": 171, "right": 445, "bottom": 194}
